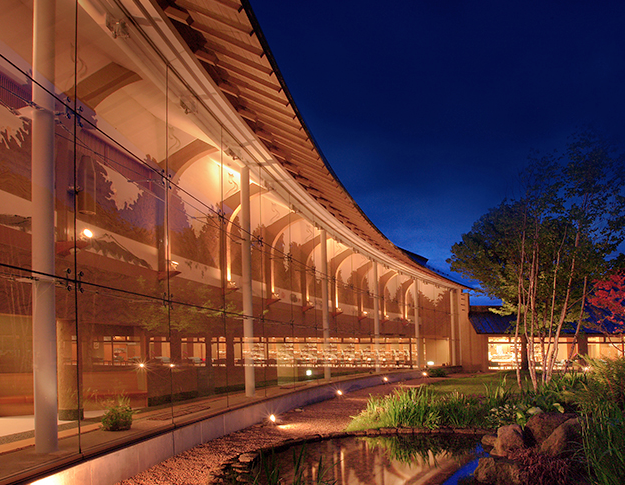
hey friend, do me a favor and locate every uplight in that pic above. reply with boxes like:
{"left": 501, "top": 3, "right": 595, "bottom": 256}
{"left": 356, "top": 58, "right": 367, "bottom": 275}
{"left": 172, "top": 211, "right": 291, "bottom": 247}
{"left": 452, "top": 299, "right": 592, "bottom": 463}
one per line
{"left": 269, "top": 414, "right": 276, "bottom": 423}
{"left": 336, "top": 390, "right": 343, "bottom": 396}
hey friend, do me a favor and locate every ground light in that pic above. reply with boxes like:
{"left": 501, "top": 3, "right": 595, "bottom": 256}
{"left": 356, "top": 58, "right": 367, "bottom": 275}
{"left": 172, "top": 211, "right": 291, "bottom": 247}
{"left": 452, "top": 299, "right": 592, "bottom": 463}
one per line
{"left": 305, "top": 369, "right": 312, "bottom": 377}
{"left": 422, "top": 371, "right": 429, "bottom": 377}
{"left": 383, "top": 376, "right": 389, "bottom": 382}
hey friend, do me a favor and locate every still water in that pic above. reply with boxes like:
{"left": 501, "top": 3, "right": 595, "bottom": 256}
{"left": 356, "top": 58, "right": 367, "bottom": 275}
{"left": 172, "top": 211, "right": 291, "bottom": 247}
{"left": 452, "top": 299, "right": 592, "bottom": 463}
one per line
{"left": 253, "top": 434, "right": 487, "bottom": 485}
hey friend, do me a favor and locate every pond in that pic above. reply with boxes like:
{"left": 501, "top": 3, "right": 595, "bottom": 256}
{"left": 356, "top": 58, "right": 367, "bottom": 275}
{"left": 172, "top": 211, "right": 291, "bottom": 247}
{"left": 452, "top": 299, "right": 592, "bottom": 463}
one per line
{"left": 250, "top": 434, "right": 488, "bottom": 485}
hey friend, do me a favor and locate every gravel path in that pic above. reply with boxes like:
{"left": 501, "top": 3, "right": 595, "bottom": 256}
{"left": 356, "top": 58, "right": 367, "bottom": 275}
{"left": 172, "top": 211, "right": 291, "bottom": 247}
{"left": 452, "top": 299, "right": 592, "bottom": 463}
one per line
{"left": 116, "top": 379, "right": 424, "bottom": 485}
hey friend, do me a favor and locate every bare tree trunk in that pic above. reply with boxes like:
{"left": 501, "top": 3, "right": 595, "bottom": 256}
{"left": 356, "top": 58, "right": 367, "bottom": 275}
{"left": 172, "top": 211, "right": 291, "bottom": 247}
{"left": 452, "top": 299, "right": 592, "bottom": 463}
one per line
{"left": 564, "top": 276, "right": 588, "bottom": 373}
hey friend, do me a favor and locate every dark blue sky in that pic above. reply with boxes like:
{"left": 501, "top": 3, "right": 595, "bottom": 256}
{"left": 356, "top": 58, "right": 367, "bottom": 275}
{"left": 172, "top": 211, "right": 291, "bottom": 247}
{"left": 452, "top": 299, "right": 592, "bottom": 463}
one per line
{"left": 249, "top": 1, "right": 625, "bottom": 302}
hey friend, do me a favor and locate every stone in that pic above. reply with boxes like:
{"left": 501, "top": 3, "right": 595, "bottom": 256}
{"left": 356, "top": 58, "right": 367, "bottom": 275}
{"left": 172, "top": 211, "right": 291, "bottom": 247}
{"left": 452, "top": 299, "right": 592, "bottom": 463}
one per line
{"left": 481, "top": 433, "right": 497, "bottom": 448}
{"left": 539, "top": 418, "right": 582, "bottom": 458}
{"left": 474, "top": 457, "right": 523, "bottom": 485}
{"left": 491, "top": 424, "right": 526, "bottom": 457}
{"left": 525, "top": 412, "right": 577, "bottom": 446}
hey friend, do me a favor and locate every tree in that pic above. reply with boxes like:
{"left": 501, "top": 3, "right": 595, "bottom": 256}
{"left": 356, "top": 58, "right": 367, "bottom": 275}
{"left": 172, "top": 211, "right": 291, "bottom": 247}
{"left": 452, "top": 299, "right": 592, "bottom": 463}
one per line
{"left": 449, "top": 130, "right": 625, "bottom": 390}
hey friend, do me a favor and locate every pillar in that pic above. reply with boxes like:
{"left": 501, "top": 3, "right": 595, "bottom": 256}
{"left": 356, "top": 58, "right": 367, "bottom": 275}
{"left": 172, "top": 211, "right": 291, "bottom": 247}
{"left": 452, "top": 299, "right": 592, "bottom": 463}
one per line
{"left": 240, "top": 166, "right": 255, "bottom": 397}
{"left": 32, "top": 0, "right": 58, "bottom": 453}
{"left": 413, "top": 279, "right": 422, "bottom": 368}
{"left": 320, "top": 230, "right": 330, "bottom": 381}
{"left": 450, "top": 289, "right": 457, "bottom": 366}
{"left": 373, "top": 261, "right": 380, "bottom": 373}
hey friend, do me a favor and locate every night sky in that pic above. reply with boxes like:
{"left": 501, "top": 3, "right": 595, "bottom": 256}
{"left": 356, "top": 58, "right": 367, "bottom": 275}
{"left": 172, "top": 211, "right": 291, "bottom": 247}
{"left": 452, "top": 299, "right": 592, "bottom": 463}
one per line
{"left": 248, "top": 1, "right": 625, "bottom": 303}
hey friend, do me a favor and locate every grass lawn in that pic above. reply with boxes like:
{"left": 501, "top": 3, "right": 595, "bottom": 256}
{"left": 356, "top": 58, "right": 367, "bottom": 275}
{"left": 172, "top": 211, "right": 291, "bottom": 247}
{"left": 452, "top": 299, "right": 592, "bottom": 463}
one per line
{"left": 427, "top": 370, "right": 519, "bottom": 396}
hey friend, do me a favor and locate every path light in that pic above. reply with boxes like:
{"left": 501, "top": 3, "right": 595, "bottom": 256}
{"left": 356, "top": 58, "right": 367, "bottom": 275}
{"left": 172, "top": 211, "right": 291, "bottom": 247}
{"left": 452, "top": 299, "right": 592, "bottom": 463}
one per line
{"left": 169, "top": 363, "right": 175, "bottom": 368}
{"left": 269, "top": 414, "right": 277, "bottom": 423}
{"left": 383, "top": 376, "right": 389, "bottom": 383}
{"left": 422, "top": 371, "right": 429, "bottom": 377}
{"left": 81, "top": 228, "right": 93, "bottom": 239}
{"left": 336, "top": 390, "right": 343, "bottom": 396}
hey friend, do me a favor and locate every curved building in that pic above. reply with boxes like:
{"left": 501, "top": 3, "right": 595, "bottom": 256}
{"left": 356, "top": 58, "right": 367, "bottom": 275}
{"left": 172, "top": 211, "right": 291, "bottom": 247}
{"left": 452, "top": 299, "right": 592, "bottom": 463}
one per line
{"left": 0, "top": 0, "right": 481, "bottom": 483}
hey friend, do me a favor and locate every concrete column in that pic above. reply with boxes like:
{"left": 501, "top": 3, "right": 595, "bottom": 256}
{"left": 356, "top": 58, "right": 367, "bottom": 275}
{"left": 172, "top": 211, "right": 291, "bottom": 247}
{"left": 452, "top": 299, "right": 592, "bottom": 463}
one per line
{"left": 413, "top": 279, "right": 422, "bottom": 368}
{"left": 32, "top": 0, "right": 58, "bottom": 454}
{"left": 320, "top": 230, "right": 330, "bottom": 381}
{"left": 373, "top": 261, "right": 380, "bottom": 373}
{"left": 240, "top": 166, "right": 255, "bottom": 397}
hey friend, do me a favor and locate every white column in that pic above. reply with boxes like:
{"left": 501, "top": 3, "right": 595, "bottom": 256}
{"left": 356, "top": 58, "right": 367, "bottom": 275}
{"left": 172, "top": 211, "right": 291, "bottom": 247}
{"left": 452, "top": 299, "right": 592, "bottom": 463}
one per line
{"left": 32, "top": 0, "right": 58, "bottom": 453}
{"left": 373, "top": 261, "right": 380, "bottom": 373}
{"left": 240, "top": 166, "right": 255, "bottom": 397}
{"left": 413, "top": 279, "right": 422, "bottom": 368}
{"left": 320, "top": 230, "right": 330, "bottom": 381}
{"left": 450, "top": 288, "right": 457, "bottom": 366}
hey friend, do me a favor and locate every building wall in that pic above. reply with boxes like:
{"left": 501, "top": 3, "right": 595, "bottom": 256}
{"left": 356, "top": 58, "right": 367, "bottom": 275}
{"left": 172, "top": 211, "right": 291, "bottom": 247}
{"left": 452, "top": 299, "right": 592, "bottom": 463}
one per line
{"left": 0, "top": 0, "right": 468, "bottom": 482}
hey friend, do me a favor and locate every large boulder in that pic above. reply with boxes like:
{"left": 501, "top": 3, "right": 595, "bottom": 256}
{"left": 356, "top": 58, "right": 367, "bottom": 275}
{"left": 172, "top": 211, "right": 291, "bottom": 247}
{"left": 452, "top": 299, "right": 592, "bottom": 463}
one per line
{"left": 474, "top": 457, "right": 523, "bottom": 485}
{"left": 491, "top": 424, "right": 526, "bottom": 457}
{"left": 540, "top": 418, "right": 582, "bottom": 458}
{"left": 525, "top": 412, "right": 576, "bottom": 446}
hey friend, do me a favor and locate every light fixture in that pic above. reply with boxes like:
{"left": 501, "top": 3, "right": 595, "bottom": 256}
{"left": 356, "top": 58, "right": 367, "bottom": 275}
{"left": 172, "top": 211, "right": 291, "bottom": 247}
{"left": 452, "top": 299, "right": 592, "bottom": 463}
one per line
{"left": 336, "top": 390, "right": 343, "bottom": 396}
{"left": 302, "top": 300, "right": 314, "bottom": 313}
{"left": 269, "top": 414, "right": 277, "bottom": 423}
{"left": 383, "top": 376, "right": 389, "bottom": 382}
{"left": 81, "top": 228, "right": 93, "bottom": 239}
{"left": 427, "top": 361, "right": 435, "bottom": 366}
{"left": 266, "top": 292, "right": 281, "bottom": 306}
{"left": 422, "top": 371, "right": 428, "bottom": 377}
{"left": 169, "top": 363, "right": 175, "bottom": 368}
{"left": 305, "top": 369, "right": 313, "bottom": 377}
{"left": 331, "top": 308, "right": 343, "bottom": 317}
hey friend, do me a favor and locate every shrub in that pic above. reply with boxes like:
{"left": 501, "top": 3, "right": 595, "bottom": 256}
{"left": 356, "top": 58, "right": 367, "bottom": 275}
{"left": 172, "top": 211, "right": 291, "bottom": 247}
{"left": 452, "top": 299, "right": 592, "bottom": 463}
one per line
{"left": 101, "top": 395, "right": 134, "bottom": 431}
{"left": 428, "top": 367, "right": 447, "bottom": 378}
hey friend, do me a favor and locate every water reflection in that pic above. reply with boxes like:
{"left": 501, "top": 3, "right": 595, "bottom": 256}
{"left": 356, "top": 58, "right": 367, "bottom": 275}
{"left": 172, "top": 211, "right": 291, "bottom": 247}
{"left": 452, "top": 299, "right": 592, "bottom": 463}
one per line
{"left": 254, "top": 435, "right": 487, "bottom": 485}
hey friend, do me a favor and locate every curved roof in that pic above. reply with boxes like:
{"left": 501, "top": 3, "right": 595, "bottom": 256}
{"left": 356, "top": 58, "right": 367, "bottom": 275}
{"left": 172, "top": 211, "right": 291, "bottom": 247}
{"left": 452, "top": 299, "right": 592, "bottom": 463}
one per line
{"left": 158, "top": 0, "right": 460, "bottom": 286}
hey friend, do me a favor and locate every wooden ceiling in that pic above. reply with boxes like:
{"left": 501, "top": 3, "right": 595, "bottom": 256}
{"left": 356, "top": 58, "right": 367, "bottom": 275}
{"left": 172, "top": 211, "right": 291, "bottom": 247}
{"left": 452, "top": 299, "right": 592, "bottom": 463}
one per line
{"left": 156, "top": 0, "right": 449, "bottom": 283}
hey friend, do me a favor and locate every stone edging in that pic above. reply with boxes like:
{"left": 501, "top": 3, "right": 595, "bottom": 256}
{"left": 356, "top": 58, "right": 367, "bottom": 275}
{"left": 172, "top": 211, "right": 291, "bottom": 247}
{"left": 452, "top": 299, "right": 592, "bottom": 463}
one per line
{"left": 208, "top": 427, "right": 492, "bottom": 484}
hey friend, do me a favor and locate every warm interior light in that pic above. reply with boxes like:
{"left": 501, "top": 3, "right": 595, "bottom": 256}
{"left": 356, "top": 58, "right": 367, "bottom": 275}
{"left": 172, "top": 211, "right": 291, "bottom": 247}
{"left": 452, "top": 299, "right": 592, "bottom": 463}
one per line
{"left": 81, "top": 228, "right": 93, "bottom": 239}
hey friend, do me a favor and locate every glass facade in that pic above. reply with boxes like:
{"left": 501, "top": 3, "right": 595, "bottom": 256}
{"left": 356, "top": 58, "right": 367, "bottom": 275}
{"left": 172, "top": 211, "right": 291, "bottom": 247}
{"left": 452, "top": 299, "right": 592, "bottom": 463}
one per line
{"left": 0, "top": 1, "right": 463, "bottom": 482}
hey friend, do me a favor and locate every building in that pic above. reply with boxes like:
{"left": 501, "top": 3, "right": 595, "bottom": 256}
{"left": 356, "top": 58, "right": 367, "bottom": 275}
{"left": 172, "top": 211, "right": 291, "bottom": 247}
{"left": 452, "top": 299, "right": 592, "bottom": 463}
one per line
{"left": 0, "top": 0, "right": 483, "bottom": 483}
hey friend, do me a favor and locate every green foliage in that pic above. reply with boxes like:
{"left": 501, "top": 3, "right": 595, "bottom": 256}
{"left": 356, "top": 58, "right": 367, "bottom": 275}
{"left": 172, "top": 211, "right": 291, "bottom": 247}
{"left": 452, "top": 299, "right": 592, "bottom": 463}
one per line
{"left": 448, "top": 130, "right": 625, "bottom": 385}
{"left": 428, "top": 367, "right": 447, "bottom": 378}
{"left": 572, "top": 357, "right": 625, "bottom": 484}
{"left": 101, "top": 395, "right": 134, "bottom": 431}
{"left": 346, "top": 385, "right": 489, "bottom": 431}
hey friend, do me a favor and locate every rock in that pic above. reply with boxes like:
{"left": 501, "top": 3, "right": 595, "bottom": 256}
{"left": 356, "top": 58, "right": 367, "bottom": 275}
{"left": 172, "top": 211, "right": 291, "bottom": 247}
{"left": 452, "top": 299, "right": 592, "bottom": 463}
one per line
{"left": 474, "top": 457, "right": 523, "bottom": 484}
{"left": 492, "top": 424, "right": 526, "bottom": 457}
{"left": 525, "top": 412, "right": 576, "bottom": 446}
{"left": 539, "top": 418, "right": 582, "bottom": 458}
{"left": 481, "top": 433, "right": 497, "bottom": 448}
